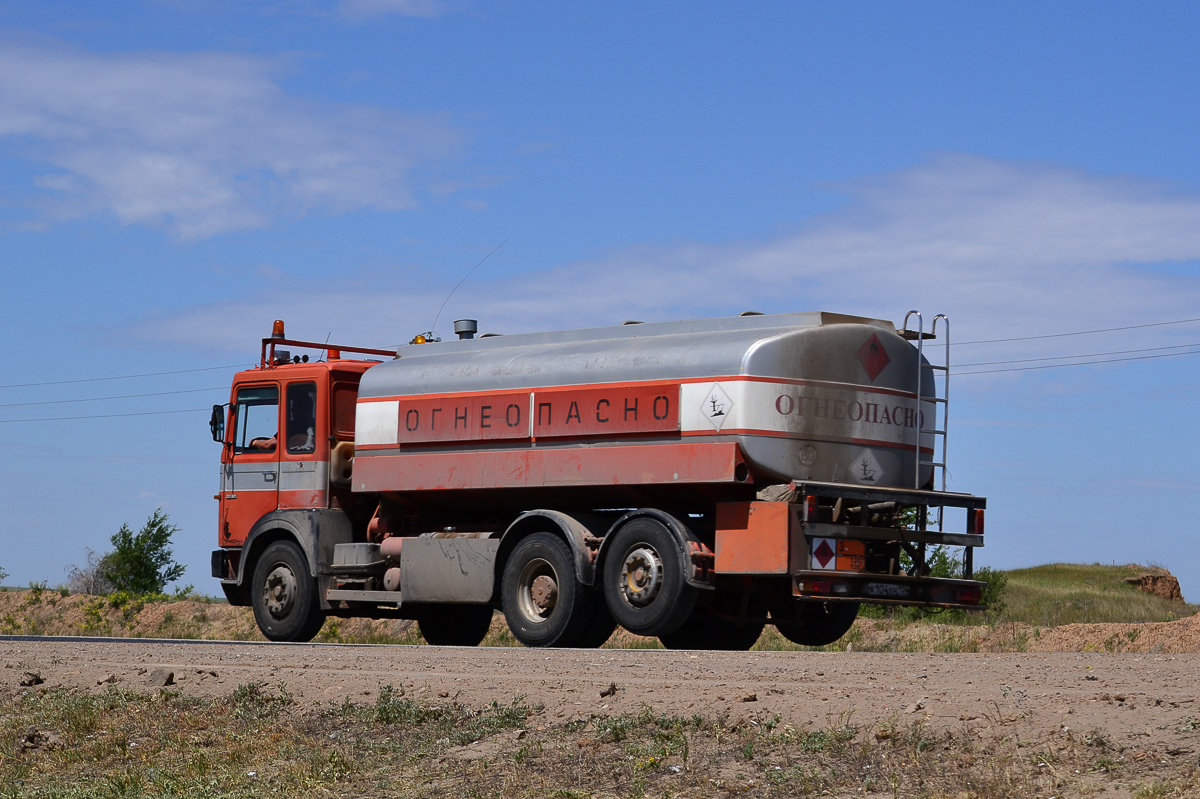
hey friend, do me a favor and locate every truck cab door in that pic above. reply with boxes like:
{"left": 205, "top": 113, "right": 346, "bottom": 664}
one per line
{"left": 220, "top": 383, "right": 280, "bottom": 546}
{"left": 278, "top": 380, "right": 327, "bottom": 509}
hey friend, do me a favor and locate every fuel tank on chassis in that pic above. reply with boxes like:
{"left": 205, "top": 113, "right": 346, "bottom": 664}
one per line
{"left": 353, "top": 311, "right": 935, "bottom": 510}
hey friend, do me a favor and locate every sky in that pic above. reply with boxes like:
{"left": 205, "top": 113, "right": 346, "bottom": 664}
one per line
{"left": 1, "top": 2, "right": 1199, "bottom": 602}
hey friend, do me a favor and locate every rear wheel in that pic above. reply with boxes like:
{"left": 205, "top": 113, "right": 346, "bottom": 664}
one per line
{"left": 415, "top": 604, "right": 494, "bottom": 646}
{"left": 772, "top": 600, "right": 860, "bottom": 647}
{"left": 502, "top": 533, "right": 595, "bottom": 647}
{"left": 602, "top": 518, "right": 697, "bottom": 637}
{"left": 251, "top": 540, "right": 326, "bottom": 642}
{"left": 575, "top": 596, "right": 618, "bottom": 648}
{"left": 660, "top": 593, "right": 766, "bottom": 651}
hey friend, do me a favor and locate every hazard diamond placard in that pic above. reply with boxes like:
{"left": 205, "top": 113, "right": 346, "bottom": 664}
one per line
{"left": 857, "top": 332, "right": 891, "bottom": 381}
{"left": 811, "top": 538, "right": 836, "bottom": 570}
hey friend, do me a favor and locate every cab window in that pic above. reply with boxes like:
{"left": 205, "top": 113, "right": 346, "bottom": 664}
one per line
{"left": 286, "top": 382, "right": 317, "bottom": 454}
{"left": 232, "top": 385, "right": 278, "bottom": 454}
{"left": 331, "top": 383, "right": 357, "bottom": 440}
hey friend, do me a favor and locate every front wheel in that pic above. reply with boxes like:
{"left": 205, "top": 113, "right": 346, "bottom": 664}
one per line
{"left": 601, "top": 518, "right": 697, "bottom": 637}
{"left": 251, "top": 540, "right": 326, "bottom": 642}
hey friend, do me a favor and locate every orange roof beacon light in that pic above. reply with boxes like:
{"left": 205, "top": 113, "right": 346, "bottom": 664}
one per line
{"left": 327, "top": 348, "right": 342, "bottom": 360}
{"left": 271, "top": 319, "right": 286, "bottom": 340}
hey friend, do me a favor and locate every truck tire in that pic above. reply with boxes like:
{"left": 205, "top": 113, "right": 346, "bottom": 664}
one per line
{"left": 575, "top": 595, "right": 618, "bottom": 648}
{"left": 251, "top": 540, "right": 326, "bottom": 642}
{"left": 601, "top": 518, "right": 697, "bottom": 637}
{"left": 221, "top": 582, "right": 249, "bottom": 607}
{"left": 659, "top": 594, "right": 766, "bottom": 651}
{"left": 502, "top": 532, "right": 595, "bottom": 647}
{"left": 773, "top": 601, "right": 860, "bottom": 647}
{"left": 415, "top": 604, "right": 494, "bottom": 647}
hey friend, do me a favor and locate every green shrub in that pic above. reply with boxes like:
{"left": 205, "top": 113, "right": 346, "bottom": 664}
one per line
{"left": 975, "top": 565, "right": 1007, "bottom": 618}
{"left": 101, "top": 508, "right": 186, "bottom": 596}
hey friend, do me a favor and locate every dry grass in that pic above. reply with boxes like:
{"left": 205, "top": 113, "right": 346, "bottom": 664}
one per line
{"left": 2, "top": 561, "right": 1195, "bottom": 655}
{"left": 2, "top": 684, "right": 1196, "bottom": 798}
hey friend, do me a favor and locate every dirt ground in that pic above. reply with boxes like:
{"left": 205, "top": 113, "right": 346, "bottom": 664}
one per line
{"left": 4, "top": 638, "right": 1198, "bottom": 756}
{"left": 5, "top": 584, "right": 1197, "bottom": 795}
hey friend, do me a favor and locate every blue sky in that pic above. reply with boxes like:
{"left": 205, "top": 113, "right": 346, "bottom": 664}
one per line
{"left": 2, "top": 2, "right": 1199, "bottom": 601}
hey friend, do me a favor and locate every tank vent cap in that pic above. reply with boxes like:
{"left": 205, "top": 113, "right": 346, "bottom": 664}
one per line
{"left": 621, "top": 320, "right": 644, "bottom": 325}
{"left": 738, "top": 311, "right": 765, "bottom": 316}
{"left": 454, "top": 319, "right": 478, "bottom": 340}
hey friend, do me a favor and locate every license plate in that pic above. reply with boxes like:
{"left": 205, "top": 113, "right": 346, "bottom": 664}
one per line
{"left": 864, "top": 583, "right": 911, "bottom": 598}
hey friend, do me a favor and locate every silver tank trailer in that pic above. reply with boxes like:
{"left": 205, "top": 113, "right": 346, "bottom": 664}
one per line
{"left": 357, "top": 311, "right": 935, "bottom": 492}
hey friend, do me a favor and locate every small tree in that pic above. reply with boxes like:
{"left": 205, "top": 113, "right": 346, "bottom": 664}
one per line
{"left": 66, "top": 549, "right": 114, "bottom": 596}
{"left": 101, "top": 509, "right": 186, "bottom": 596}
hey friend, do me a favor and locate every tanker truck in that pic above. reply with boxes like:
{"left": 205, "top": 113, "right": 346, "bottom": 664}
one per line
{"left": 209, "top": 310, "right": 986, "bottom": 649}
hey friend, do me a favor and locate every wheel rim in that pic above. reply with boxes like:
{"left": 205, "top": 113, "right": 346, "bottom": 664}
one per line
{"left": 618, "top": 545, "right": 663, "bottom": 607}
{"left": 516, "top": 557, "right": 558, "bottom": 624}
{"left": 263, "top": 563, "right": 298, "bottom": 619}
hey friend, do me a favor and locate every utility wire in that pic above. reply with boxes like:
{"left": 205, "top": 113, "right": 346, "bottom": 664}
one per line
{"left": 0, "top": 364, "right": 249, "bottom": 390}
{"left": 4, "top": 315, "right": 1194, "bottom": 388}
{"left": 955, "top": 316, "right": 1200, "bottom": 346}
{"left": 0, "top": 386, "right": 227, "bottom": 409}
{"left": 0, "top": 407, "right": 212, "bottom": 424}
{"left": 956, "top": 341, "right": 1200, "bottom": 368}
{"left": 956, "top": 347, "right": 1200, "bottom": 376}
{"left": 3, "top": 316, "right": 1197, "bottom": 414}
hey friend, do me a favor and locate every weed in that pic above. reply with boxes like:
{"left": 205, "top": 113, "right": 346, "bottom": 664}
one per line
{"left": 25, "top": 581, "right": 47, "bottom": 606}
{"left": 231, "top": 681, "right": 293, "bottom": 719}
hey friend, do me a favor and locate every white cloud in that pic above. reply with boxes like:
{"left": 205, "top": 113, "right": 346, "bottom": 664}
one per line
{"left": 133, "top": 155, "right": 1200, "bottom": 368}
{"left": 0, "top": 39, "right": 460, "bottom": 239}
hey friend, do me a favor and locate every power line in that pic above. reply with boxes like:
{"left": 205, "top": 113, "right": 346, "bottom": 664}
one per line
{"left": 957, "top": 347, "right": 1200, "bottom": 376}
{"left": 0, "top": 364, "right": 249, "bottom": 390}
{"left": 0, "top": 386, "right": 227, "bottom": 409}
{"left": 956, "top": 341, "right": 1200, "bottom": 368}
{"left": 955, "top": 316, "right": 1200, "bottom": 346}
{"left": 0, "top": 407, "right": 212, "bottom": 424}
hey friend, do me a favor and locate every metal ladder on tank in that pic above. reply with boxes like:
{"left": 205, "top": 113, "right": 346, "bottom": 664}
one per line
{"left": 900, "top": 311, "right": 950, "bottom": 531}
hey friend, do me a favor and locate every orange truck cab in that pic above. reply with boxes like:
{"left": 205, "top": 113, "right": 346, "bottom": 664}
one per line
{"left": 209, "top": 324, "right": 390, "bottom": 627}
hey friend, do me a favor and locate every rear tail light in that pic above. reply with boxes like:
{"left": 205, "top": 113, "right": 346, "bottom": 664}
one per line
{"left": 805, "top": 494, "right": 818, "bottom": 522}
{"left": 973, "top": 508, "right": 985, "bottom": 535}
{"left": 956, "top": 587, "right": 983, "bottom": 604}
{"left": 798, "top": 579, "right": 833, "bottom": 594}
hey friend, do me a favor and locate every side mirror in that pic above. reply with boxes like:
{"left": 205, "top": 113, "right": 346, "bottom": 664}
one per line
{"left": 210, "top": 404, "right": 226, "bottom": 443}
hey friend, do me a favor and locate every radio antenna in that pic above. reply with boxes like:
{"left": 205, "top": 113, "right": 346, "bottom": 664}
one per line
{"left": 431, "top": 238, "right": 508, "bottom": 334}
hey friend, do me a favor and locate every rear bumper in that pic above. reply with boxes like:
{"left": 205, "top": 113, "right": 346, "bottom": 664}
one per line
{"left": 792, "top": 570, "right": 985, "bottom": 609}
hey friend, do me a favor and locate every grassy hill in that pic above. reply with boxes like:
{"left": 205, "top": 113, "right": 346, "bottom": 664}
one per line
{"left": 999, "top": 563, "right": 1192, "bottom": 626}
